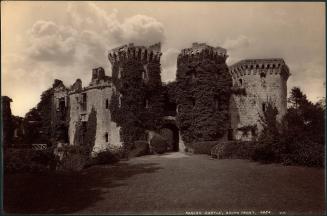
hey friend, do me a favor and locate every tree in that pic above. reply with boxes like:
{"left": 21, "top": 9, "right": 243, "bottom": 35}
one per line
{"left": 254, "top": 100, "right": 282, "bottom": 162}
{"left": 24, "top": 88, "right": 54, "bottom": 144}
{"left": 287, "top": 87, "right": 308, "bottom": 109}
{"left": 281, "top": 87, "right": 324, "bottom": 166}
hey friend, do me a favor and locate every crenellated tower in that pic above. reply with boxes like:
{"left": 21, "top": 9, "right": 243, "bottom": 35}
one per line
{"left": 229, "top": 58, "right": 290, "bottom": 140}
{"left": 108, "top": 43, "right": 165, "bottom": 147}
{"left": 174, "top": 42, "right": 232, "bottom": 147}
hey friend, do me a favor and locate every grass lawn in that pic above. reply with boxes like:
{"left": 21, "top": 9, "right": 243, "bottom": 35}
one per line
{"left": 3, "top": 152, "right": 325, "bottom": 214}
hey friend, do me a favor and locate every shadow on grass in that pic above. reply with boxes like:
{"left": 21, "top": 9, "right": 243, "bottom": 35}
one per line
{"left": 4, "top": 162, "right": 162, "bottom": 214}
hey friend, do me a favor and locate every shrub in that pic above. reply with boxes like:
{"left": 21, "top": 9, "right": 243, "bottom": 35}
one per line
{"left": 56, "top": 145, "right": 89, "bottom": 171}
{"left": 149, "top": 133, "right": 167, "bottom": 154}
{"left": 92, "top": 149, "right": 121, "bottom": 165}
{"left": 189, "top": 141, "right": 219, "bottom": 154}
{"left": 4, "top": 148, "right": 59, "bottom": 173}
{"left": 281, "top": 138, "right": 324, "bottom": 167}
{"left": 211, "top": 141, "right": 256, "bottom": 159}
{"left": 129, "top": 140, "right": 149, "bottom": 157}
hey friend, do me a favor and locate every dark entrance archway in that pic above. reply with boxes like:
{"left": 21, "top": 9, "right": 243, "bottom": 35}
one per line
{"left": 159, "top": 122, "right": 179, "bottom": 152}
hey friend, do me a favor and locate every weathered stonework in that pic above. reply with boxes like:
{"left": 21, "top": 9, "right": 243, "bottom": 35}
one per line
{"left": 68, "top": 67, "right": 122, "bottom": 154}
{"left": 52, "top": 80, "right": 69, "bottom": 142}
{"left": 49, "top": 42, "right": 290, "bottom": 154}
{"left": 229, "top": 59, "right": 290, "bottom": 140}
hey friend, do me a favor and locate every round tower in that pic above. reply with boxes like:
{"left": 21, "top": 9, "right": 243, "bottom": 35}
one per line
{"left": 108, "top": 43, "right": 164, "bottom": 146}
{"left": 229, "top": 58, "right": 290, "bottom": 140}
{"left": 175, "top": 42, "right": 232, "bottom": 147}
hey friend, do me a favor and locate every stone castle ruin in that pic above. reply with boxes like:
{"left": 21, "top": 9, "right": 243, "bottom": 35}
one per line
{"left": 51, "top": 42, "right": 289, "bottom": 154}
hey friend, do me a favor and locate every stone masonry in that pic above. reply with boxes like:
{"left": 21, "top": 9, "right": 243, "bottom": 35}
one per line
{"left": 50, "top": 42, "right": 290, "bottom": 153}
{"left": 229, "top": 59, "right": 290, "bottom": 140}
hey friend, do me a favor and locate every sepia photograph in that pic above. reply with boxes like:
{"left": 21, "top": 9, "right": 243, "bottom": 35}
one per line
{"left": 1, "top": 1, "right": 326, "bottom": 215}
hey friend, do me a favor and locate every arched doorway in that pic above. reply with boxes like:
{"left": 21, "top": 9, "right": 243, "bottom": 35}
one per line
{"left": 159, "top": 123, "right": 179, "bottom": 152}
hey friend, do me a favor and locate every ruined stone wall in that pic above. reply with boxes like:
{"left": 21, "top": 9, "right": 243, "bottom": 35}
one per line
{"left": 52, "top": 85, "right": 69, "bottom": 143}
{"left": 108, "top": 43, "right": 165, "bottom": 147}
{"left": 174, "top": 43, "right": 232, "bottom": 146}
{"left": 229, "top": 59, "right": 290, "bottom": 140}
{"left": 68, "top": 70, "right": 122, "bottom": 154}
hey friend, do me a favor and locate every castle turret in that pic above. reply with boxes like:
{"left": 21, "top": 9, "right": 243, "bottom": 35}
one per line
{"left": 229, "top": 58, "right": 290, "bottom": 141}
{"left": 107, "top": 43, "right": 165, "bottom": 147}
{"left": 174, "top": 43, "right": 232, "bottom": 147}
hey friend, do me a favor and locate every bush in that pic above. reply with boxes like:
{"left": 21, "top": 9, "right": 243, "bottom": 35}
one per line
{"left": 129, "top": 140, "right": 149, "bottom": 157}
{"left": 93, "top": 150, "right": 120, "bottom": 165}
{"left": 4, "top": 148, "right": 59, "bottom": 173}
{"left": 149, "top": 133, "right": 167, "bottom": 154}
{"left": 188, "top": 141, "right": 219, "bottom": 154}
{"left": 281, "top": 138, "right": 324, "bottom": 167}
{"left": 211, "top": 141, "right": 256, "bottom": 159}
{"left": 56, "top": 145, "right": 89, "bottom": 171}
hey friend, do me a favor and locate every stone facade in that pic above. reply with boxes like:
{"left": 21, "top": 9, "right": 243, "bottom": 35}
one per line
{"left": 51, "top": 68, "right": 121, "bottom": 154}
{"left": 229, "top": 59, "right": 290, "bottom": 140}
{"left": 49, "top": 42, "right": 289, "bottom": 153}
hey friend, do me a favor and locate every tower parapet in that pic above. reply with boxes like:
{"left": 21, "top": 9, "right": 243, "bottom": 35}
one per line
{"left": 177, "top": 42, "right": 228, "bottom": 64}
{"left": 229, "top": 58, "right": 290, "bottom": 80}
{"left": 108, "top": 43, "right": 162, "bottom": 64}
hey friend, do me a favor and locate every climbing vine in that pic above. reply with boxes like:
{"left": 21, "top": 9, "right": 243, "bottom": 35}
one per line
{"left": 109, "top": 57, "right": 165, "bottom": 148}
{"left": 174, "top": 58, "right": 232, "bottom": 146}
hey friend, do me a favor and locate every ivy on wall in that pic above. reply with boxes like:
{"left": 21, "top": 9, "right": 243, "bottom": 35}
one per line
{"left": 174, "top": 58, "right": 232, "bottom": 146}
{"left": 109, "top": 58, "right": 165, "bottom": 148}
{"left": 73, "top": 107, "right": 97, "bottom": 155}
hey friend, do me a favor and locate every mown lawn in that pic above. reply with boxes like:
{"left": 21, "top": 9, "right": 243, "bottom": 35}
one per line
{"left": 3, "top": 152, "right": 325, "bottom": 214}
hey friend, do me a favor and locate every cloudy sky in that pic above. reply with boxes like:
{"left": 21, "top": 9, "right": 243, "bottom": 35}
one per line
{"left": 1, "top": 1, "right": 325, "bottom": 116}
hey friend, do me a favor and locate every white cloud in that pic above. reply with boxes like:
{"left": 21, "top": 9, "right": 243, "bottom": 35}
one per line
{"left": 223, "top": 35, "right": 250, "bottom": 51}
{"left": 120, "top": 14, "right": 165, "bottom": 46}
{"left": 3, "top": 2, "right": 166, "bottom": 116}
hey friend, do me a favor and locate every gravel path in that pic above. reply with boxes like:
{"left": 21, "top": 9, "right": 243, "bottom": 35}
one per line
{"left": 4, "top": 152, "right": 325, "bottom": 214}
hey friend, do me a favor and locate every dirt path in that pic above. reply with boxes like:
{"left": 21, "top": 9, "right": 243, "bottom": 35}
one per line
{"left": 4, "top": 152, "right": 325, "bottom": 214}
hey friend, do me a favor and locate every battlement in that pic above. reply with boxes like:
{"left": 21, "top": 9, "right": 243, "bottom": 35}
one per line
{"left": 108, "top": 43, "right": 162, "bottom": 64}
{"left": 177, "top": 42, "right": 228, "bottom": 64}
{"left": 229, "top": 58, "right": 290, "bottom": 79}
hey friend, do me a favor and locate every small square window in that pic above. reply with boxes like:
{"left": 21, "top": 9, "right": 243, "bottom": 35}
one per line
{"left": 105, "top": 99, "right": 109, "bottom": 109}
{"left": 105, "top": 133, "right": 109, "bottom": 142}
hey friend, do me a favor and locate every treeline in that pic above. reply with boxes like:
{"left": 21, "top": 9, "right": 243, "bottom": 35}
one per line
{"left": 253, "top": 87, "right": 325, "bottom": 167}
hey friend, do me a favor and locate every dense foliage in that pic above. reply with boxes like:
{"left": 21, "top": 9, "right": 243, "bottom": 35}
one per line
{"left": 60, "top": 107, "right": 98, "bottom": 170}
{"left": 211, "top": 141, "right": 256, "bottom": 159}
{"left": 4, "top": 148, "right": 58, "bottom": 173}
{"left": 109, "top": 57, "right": 165, "bottom": 149}
{"left": 210, "top": 87, "right": 324, "bottom": 167}
{"left": 253, "top": 87, "right": 325, "bottom": 167}
{"left": 174, "top": 57, "right": 232, "bottom": 147}
{"left": 24, "top": 87, "right": 54, "bottom": 145}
